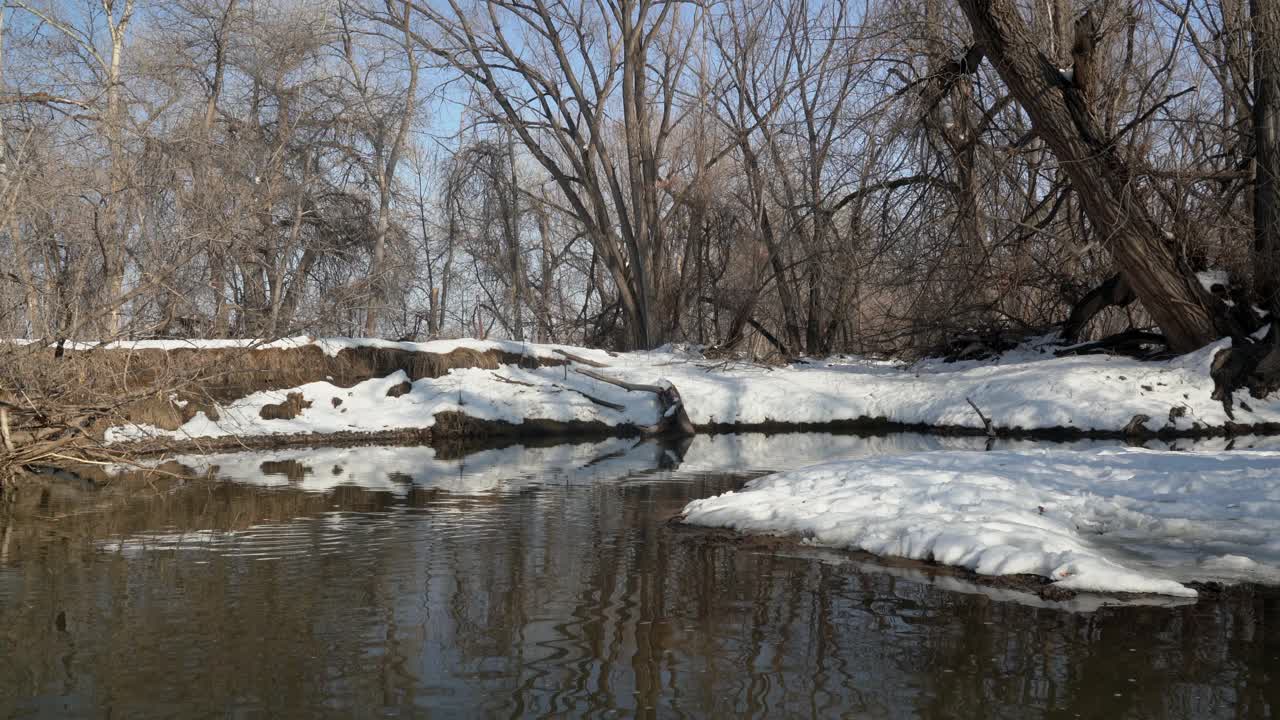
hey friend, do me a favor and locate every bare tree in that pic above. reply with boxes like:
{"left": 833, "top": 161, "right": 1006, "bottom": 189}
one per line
{"left": 339, "top": 0, "right": 421, "bottom": 336}
{"left": 373, "top": 0, "right": 707, "bottom": 349}
{"left": 11, "top": 0, "right": 137, "bottom": 335}
{"left": 956, "top": 0, "right": 1228, "bottom": 353}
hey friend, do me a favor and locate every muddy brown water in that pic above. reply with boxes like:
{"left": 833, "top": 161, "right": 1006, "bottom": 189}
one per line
{"left": 1, "top": 433, "right": 1278, "bottom": 719}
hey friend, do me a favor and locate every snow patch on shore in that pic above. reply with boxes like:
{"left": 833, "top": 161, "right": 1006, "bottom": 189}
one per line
{"left": 103, "top": 336, "right": 1280, "bottom": 442}
{"left": 681, "top": 447, "right": 1280, "bottom": 596}
{"left": 106, "top": 365, "right": 661, "bottom": 443}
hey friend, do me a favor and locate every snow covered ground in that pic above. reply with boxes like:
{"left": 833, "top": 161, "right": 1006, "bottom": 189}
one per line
{"left": 102, "top": 335, "right": 1280, "bottom": 443}
{"left": 682, "top": 447, "right": 1280, "bottom": 597}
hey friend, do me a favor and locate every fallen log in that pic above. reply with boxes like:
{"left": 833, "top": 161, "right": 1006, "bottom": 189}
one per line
{"left": 553, "top": 349, "right": 610, "bottom": 368}
{"left": 965, "top": 397, "right": 995, "bottom": 437}
{"left": 571, "top": 367, "right": 696, "bottom": 436}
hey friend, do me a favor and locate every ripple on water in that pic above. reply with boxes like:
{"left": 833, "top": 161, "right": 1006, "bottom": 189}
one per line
{"left": 2, "top": 434, "right": 1278, "bottom": 719}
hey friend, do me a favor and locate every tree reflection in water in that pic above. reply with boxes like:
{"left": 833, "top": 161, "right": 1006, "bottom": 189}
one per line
{"left": 1, "top": 434, "right": 1277, "bottom": 719}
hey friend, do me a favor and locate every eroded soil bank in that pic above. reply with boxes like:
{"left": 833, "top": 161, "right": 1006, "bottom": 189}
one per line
{"left": 90, "top": 337, "right": 1280, "bottom": 445}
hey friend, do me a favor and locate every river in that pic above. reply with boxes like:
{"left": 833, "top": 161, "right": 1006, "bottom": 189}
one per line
{"left": 1, "top": 433, "right": 1277, "bottom": 718}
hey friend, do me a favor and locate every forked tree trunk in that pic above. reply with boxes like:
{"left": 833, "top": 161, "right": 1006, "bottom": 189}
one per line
{"left": 957, "top": 0, "right": 1222, "bottom": 353}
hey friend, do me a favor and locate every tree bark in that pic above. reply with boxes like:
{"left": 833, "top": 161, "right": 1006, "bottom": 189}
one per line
{"left": 957, "top": 0, "right": 1222, "bottom": 353}
{"left": 1063, "top": 273, "right": 1135, "bottom": 343}
{"left": 1253, "top": 0, "right": 1280, "bottom": 314}
{"left": 102, "top": 0, "right": 135, "bottom": 337}
{"left": 360, "top": 2, "right": 418, "bottom": 337}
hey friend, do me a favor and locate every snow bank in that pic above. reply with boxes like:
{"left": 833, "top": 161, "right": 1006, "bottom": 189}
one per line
{"left": 106, "top": 365, "right": 660, "bottom": 443}
{"left": 626, "top": 339, "right": 1279, "bottom": 432}
{"left": 681, "top": 447, "right": 1280, "bottom": 596}
{"left": 104, "top": 336, "right": 1280, "bottom": 443}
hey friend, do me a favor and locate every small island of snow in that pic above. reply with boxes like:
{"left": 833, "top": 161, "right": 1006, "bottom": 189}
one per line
{"left": 681, "top": 447, "right": 1280, "bottom": 597}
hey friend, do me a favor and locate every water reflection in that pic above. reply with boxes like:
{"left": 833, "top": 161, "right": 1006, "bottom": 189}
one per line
{"left": 129, "top": 431, "right": 1280, "bottom": 500}
{"left": 1, "top": 433, "right": 1277, "bottom": 718}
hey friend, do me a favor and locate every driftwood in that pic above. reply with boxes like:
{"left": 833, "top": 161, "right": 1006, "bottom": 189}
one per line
{"left": 494, "top": 371, "right": 626, "bottom": 411}
{"left": 571, "top": 367, "right": 695, "bottom": 436}
{"left": 965, "top": 397, "right": 995, "bottom": 437}
{"left": 553, "top": 349, "right": 610, "bottom": 368}
{"left": 555, "top": 383, "right": 626, "bottom": 412}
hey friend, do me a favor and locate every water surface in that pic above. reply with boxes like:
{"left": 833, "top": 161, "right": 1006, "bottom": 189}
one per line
{"left": 1, "top": 433, "right": 1277, "bottom": 718}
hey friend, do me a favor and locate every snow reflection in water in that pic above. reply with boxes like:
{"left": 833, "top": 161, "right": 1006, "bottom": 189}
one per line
{"left": 1, "top": 432, "right": 1277, "bottom": 719}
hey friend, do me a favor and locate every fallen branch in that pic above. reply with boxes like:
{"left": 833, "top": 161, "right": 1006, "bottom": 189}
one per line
{"left": 554, "top": 383, "right": 626, "bottom": 411}
{"left": 495, "top": 370, "right": 625, "bottom": 410}
{"left": 965, "top": 397, "right": 996, "bottom": 437}
{"left": 571, "top": 367, "right": 695, "bottom": 436}
{"left": 572, "top": 366, "right": 663, "bottom": 393}
{"left": 1056, "top": 330, "right": 1167, "bottom": 358}
{"left": 553, "top": 349, "right": 610, "bottom": 368}
{"left": 492, "top": 374, "right": 538, "bottom": 388}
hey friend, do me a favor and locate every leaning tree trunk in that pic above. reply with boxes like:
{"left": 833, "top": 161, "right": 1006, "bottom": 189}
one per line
{"left": 1254, "top": 0, "right": 1280, "bottom": 314}
{"left": 957, "top": 0, "right": 1223, "bottom": 353}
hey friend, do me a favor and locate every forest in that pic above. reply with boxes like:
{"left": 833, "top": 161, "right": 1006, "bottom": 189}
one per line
{"left": 5, "top": 3, "right": 1280, "bottom": 708}
{"left": 0, "top": 0, "right": 1276, "bottom": 400}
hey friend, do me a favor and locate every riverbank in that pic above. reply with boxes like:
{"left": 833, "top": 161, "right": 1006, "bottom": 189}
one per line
{"left": 87, "top": 335, "right": 1280, "bottom": 451}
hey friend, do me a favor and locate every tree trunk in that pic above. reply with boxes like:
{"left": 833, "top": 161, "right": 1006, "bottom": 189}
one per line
{"left": 361, "top": 4, "right": 418, "bottom": 338}
{"left": 958, "top": 0, "right": 1222, "bottom": 353}
{"left": 1209, "top": 0, "right": 1280, "bottom": 409}
{"left": 102, "top": 0, "right": 134, "bottom": 337}
{"left": 1254, "top": 0, "right": 1280, "bottom": 314}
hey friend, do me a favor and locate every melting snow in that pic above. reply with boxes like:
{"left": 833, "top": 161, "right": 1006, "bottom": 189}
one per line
{"left": 681, "top": 447, "right": 1280, "bottom": 597}
{"left": 105, "top": 337, "right": 1280, "bottom": 443}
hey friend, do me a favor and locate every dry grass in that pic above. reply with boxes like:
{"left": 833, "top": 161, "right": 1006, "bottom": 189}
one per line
{"left": 56, "top": 344, "right": 539, "bottom": 402}
{"left": 0, "top": 341, "right": 562, "bottom": 471}
{"left": 259, "top": 392, "right": 311, "bottom": 420}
